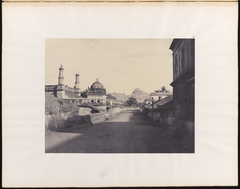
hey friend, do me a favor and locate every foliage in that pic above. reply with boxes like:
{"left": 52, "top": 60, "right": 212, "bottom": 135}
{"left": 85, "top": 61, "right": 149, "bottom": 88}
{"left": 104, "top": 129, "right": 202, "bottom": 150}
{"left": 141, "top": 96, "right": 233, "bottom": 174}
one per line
{"left": 126, "top": 97, "right": 137, "bottom": 107}
{"left": 45, "top": 92, "right": 61, "bottom": 114}
{"left": 155, "top": 86, "right": 170, "bottom": 93}
{"left": 81, "top": 90, "right": 87, "bottom": 98}
{"left": 61, "top": 102, "right": 79, "bottom": 114}
{"left": 45, "top": 92, "right": 79, "bottom": 115}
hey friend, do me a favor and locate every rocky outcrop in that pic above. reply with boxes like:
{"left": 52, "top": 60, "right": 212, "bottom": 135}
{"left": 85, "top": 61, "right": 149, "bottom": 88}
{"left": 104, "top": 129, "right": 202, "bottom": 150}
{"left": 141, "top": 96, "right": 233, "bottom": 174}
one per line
{"left": 131, "top": 88, "right": 149, "bottom": 102}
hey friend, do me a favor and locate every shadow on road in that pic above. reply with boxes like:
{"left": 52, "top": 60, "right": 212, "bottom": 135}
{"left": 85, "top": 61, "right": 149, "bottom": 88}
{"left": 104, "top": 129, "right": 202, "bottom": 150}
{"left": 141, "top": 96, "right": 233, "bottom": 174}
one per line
{"left": 45, "top": 109, "right": 194, "bottom": 153}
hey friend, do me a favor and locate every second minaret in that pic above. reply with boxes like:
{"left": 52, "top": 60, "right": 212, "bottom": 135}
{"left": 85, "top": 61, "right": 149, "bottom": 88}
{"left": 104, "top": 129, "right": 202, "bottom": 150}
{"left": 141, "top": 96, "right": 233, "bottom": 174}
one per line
{"left": 75, "top": 73, "right": 80, "bottom": 89}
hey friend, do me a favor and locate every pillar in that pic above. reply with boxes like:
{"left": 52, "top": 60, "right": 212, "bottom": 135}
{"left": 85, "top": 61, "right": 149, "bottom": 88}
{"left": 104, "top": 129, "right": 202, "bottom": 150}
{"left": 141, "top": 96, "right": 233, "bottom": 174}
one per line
{"left": 75, "top": 73, "right": 80, "bottom": 89}
{"left": 58, "top": 64, "right": 64, "bottom": 85}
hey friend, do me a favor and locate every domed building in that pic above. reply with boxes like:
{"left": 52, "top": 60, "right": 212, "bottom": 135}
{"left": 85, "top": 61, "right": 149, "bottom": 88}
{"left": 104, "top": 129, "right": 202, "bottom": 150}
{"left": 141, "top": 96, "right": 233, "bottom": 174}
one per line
{"left": 83, "top": 79, "right": 107, "bottom": 111}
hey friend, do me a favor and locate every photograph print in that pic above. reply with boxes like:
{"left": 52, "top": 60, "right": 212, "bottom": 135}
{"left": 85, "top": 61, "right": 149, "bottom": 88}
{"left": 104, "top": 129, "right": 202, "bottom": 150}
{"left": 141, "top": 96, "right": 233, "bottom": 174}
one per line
{"left": 45, "top": 39, "right": 195, "bottom": 153}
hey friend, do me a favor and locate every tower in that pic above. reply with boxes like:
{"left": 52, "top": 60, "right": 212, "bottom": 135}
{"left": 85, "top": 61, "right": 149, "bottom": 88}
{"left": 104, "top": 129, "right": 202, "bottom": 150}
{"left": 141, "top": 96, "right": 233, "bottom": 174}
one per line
{"left": 75, "top": 73, "right": 80, "bottom": 89}
{"left": 58, "top": 64, "right": 64, "bottom": 85}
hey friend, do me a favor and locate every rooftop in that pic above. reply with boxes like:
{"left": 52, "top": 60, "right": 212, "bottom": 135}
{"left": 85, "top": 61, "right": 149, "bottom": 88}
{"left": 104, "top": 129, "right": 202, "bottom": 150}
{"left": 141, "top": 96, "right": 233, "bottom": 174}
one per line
{"left": 90, "top": 79, "right": 105, "bottom": 90}
{"left": 63, "top": 91, "right": 82, "bottom": 99}
{"left": 150, "top": 92, "right": 173, "bottom": 96}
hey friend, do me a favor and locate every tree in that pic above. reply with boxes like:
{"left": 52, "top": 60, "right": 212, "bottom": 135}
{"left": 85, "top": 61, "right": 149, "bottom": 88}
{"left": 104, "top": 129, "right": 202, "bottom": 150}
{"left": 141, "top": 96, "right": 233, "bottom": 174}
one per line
{"left": 155, "top": 86, "right": 170, "bottom": 93}
{"left": 81, "top": 90, "right": 87, "bottom": 98}
{"left": 126, "top": 97, "right": 137, "bottom": 107}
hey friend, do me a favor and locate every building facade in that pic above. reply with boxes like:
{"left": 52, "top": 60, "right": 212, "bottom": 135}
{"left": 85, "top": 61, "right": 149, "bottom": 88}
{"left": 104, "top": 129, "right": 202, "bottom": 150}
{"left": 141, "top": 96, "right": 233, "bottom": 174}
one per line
{"left": 45, "top": 65, "right": 81, "bottom": 99}
{"left": 169, "top": 39, "right": 195, "bottom": 124}
{"left": 149, "top": 92, "right": 173, "bottom": 101}
{"left": 82, "top": 79, "right": 107, "bottom": 111}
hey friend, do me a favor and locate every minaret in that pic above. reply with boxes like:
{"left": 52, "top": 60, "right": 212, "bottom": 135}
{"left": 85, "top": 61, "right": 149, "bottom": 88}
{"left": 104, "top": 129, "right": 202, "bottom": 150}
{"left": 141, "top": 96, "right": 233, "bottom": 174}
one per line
{"left": 75, "top": 73, "right": 80, "bottom": 89}
{"left": 58, "top": 64, "right": 64, "bottom": 85}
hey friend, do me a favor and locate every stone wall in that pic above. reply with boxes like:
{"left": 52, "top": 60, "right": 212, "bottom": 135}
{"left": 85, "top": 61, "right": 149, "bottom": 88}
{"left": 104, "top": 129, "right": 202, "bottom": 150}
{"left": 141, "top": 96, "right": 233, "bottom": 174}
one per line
{"left": 147, "top": 110, "right": 175, "bottom": 127}
{"left": 78, "top": 107, "right": 93, "bottom": 115}
{"left": 45, "top": 112, "right": 106, "bottom": 130}
{"left": 45, "top": 112, "right": 92, "bottom": 130}
{"left": 143, "top": 108, "right": 194, "bottom": 151}
{"left": 172, "top": 68, "right": 194, "bottom": 123}
{"left": 89, "top": 113, "right": 106, "bottom": 124}
{"left": 169, "top": 38, "right": 195, "bottom": 131}
{"left": 145, "top": 107, "right": 193, "bottom": 132}
{"left": 46, "top": 108, "right": 108, "bottom": 130}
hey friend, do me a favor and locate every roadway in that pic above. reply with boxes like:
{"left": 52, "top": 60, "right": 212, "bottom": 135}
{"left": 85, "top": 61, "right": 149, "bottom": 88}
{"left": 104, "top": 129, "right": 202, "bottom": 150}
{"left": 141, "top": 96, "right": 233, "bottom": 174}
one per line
{"left": 45, "top": 109, "right": 192, "bottom": 153}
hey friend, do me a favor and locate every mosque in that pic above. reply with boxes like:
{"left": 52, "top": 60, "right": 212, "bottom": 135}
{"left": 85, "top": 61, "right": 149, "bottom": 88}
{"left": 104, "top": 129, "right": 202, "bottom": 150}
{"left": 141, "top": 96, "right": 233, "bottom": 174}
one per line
{"left": 45, "top": 65, "right": 107, "bottom": 111}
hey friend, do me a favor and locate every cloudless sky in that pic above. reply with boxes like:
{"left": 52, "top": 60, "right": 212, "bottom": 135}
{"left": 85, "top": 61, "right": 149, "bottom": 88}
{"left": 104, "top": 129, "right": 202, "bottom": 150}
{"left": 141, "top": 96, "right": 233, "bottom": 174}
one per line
{"left": 45, "top": 39, "right": 173, "bottom": 95}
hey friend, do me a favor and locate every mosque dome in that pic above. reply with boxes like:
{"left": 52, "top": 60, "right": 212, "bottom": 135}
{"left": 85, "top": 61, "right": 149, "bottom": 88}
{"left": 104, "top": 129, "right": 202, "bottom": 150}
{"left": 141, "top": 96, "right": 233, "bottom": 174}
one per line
{"left": 91, "top": 79, "right": 104, "bottom": 89}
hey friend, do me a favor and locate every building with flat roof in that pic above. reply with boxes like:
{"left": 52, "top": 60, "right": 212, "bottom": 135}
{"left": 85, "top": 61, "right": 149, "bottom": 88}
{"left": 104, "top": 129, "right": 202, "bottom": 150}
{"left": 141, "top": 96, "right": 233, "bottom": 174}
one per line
{"left": 45, "top": 65, "right": 81, "bottom": 99}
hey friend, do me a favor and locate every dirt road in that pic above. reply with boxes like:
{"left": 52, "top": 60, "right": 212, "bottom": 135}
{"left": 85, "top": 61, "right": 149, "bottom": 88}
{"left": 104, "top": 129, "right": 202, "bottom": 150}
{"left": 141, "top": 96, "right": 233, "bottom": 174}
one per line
{"left": 45, "top": 109, "right": 193, "bottom": 153}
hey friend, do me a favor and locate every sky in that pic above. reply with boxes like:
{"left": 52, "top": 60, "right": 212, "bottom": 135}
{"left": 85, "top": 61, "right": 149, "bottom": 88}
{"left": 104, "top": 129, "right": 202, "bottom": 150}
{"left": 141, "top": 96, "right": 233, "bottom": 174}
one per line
{"left": 45, "top": 39, "right": 173, "bottom": 95}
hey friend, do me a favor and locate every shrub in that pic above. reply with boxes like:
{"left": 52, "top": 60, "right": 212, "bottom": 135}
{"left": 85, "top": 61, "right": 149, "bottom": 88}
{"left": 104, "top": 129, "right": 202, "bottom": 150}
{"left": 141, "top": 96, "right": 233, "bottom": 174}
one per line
{"left": 45, "top": 92, "right": 61, "bottom": 114}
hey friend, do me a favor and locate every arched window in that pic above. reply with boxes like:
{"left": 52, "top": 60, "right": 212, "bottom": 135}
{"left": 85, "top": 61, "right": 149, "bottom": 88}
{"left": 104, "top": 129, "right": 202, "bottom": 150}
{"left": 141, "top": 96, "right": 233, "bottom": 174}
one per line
{"left": 97, "top": 98, "right": 100, "bottom": 103}
{"left": 91, "top": 99, "right": 94, "bottom": 103}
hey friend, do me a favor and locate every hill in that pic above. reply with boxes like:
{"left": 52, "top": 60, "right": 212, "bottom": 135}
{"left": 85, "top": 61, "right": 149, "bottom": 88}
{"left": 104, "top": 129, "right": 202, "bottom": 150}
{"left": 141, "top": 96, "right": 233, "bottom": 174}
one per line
{"left": 109, "top": 93, "right": 130, "bottom": 101}
{"left": 131, "top": 88, "right": 149, "bottom": 102}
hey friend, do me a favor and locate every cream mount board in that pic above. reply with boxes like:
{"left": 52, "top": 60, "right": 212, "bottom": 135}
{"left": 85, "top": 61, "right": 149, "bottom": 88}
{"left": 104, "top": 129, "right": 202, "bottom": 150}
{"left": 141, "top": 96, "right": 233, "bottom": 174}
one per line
{"left": 2, "top": 2, "right": 238, "bottom": 187}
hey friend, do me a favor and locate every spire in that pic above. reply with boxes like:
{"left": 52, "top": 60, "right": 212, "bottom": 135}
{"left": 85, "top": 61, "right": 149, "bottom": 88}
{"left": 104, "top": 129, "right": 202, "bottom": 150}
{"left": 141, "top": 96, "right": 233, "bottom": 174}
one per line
{"left": 59, "top": 64, "right": 63, "bottom": 70}
{"left": 58, "top": 64, "right": 64, "bottom": 84}
{"left": 97, "top": 78, "right": 98, "bottom": 81}
{"left": 75, "top": 72, "right": 80, "bottom": 89}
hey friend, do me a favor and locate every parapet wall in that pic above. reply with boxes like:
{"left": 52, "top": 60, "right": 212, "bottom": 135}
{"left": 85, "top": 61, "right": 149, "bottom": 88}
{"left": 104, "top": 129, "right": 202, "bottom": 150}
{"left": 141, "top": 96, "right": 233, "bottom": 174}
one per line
{"left": 45, "top": 112, "right": 91, "bottom": 131}
{"left": 46, "top": 106, "right": 128, "bottom": 131}
{"left": 89, "top": 113, "right": 106, "bottom": 124}
{"left": 46, "top": 112, "right": 106, "bottom": 131}
{"left": 107, "top": 107, "right": 128, "bottom": 118}
{"left": 147, "top": 110, "right": 175, "bottom": 127}
{"left": 143, "top": 109, "right": 194, "bottom": 137}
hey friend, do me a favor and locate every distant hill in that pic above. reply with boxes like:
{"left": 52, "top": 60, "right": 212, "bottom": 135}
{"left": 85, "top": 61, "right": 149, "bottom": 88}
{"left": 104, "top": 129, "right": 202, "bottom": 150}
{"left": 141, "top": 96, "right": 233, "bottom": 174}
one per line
{"left": 109, "top": 88, "right": 149, "bottom": 102}
{"left": 106, "top": 94, "right": 116, "bottom": 100}
{"left": 131, "top": 88, "right": 149, "bottom": 102}
{"left": 109, "top": 93, "right": 130, "bottom": 101}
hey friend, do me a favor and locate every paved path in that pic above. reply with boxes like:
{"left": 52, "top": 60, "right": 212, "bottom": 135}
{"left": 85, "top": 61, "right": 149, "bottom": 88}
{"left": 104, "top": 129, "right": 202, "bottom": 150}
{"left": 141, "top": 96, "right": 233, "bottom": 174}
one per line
{"left": 45, "top": 109, "right": 192, "bottom": 153}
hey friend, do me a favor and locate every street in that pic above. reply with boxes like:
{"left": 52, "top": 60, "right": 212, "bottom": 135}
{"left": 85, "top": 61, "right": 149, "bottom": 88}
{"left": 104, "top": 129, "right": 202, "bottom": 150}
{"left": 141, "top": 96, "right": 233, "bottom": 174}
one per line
{"left": 45, "top": 109, "right": 192, "bottom": 153}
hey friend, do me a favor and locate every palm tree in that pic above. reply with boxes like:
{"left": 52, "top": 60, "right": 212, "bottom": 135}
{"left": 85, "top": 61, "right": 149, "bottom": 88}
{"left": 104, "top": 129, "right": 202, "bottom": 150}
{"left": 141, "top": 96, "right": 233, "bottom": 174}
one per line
{"left": 155, "top": 86, "right": 170, "bottom": 93}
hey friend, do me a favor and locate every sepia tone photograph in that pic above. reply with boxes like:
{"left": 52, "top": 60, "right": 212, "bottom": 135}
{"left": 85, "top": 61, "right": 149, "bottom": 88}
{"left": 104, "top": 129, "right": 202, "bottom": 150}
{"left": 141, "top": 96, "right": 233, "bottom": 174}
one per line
{"left": 2, "top": 0, "right": 238, "bottom": 186}
{"left": 45, "top": 38, "right": 195, "bottom": 153}
{"left": 3, "top": 2, "right": 238, "bottom": 186}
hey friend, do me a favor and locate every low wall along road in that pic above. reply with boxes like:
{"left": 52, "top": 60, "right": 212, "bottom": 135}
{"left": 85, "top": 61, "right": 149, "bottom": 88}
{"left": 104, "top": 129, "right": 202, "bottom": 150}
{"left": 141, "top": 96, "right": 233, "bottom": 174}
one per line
{"left": 46, "top": 112, "right": 106, "bottom": 131}
{"left": 89, "top": 113, "right": 106, "bottom": 124}
{"left": 45, "top": 106, "right": 131, "bottom": 131}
